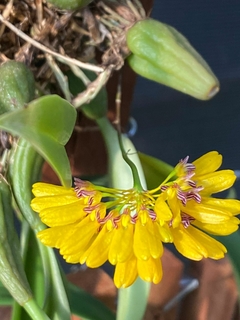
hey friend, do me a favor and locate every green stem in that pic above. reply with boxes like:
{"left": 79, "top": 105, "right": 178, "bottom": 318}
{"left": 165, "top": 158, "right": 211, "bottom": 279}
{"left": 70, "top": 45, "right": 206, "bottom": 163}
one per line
{"left": 96, "top": 116, "right": 146, "bottom": 190}
{"left": 45, "top": 54, "right": 72, "bottom": 103}
{"left": 23, "top": 299, "right": 50, "bottom": 320}
{"left": 117, "top": 278, "right": 150, "bottom": 320}
{"left": 117, "top": 130, "right": 143, "bottom": 190}
{"left": 72, "top": 68, "right": 112, "bottom": 108}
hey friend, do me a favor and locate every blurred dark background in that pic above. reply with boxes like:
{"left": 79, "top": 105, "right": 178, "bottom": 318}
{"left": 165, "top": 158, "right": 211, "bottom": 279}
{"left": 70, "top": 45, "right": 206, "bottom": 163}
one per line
{"left": 131, "top": 0, "right": 240, "bottom": 193}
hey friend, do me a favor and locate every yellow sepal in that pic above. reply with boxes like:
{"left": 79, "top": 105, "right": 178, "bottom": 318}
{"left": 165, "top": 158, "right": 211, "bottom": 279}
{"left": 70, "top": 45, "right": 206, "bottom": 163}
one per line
{"left": 182, "top": 201, "right": 238, "bottom": 224}
{"left": 31, "top": 194, "right": 79, "bottom": 212}
{"left": 171, "top": 225, "right": 208, "bottom": 260}
{"left": 193, "top": 151, "right": 222, "bottom": 176}
{"left": 201, "top": 197, "right": 240, "bottom": 215}
{"left": 32, "top": 182, "right": 73, "bottom": 196}
{"left": 154, "top": 196, "right": 173, "bottom": 221}
{"left": 59, "top": 218, "right": 98, "bottom": 257}
{"left": 81, "top": 224, "right": 114, "bottom": 268}
{"left": 134, "top": 214, "right": 163, "bottom": 260}
{"left": 137, "top": 257, "right": 162, "bottom": 284}
{"left": 192, "top": 219, "right": 239, "bottom": 236}
{"left": 108, "top": 222, "right": 134, "bottom": 265}
{"left": 38, "top": 202, "right": 86, "bottom": 227}
{"left": 197, "top": 170, "right": 236, "bottom": 195}
{"left": 114, "top": 257, "right": 138, "bottom": 289}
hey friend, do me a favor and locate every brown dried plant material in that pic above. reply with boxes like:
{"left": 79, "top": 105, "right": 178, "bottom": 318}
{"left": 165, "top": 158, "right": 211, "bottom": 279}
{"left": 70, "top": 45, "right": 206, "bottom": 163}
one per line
{"left": 0, "top": 0, "right": 149, "bottom": 91}
{"left": 0, "top": 0, "right": 91, "bottom": 93}
{"left": 42, "top": 0, "right": 154, "bottom": 179}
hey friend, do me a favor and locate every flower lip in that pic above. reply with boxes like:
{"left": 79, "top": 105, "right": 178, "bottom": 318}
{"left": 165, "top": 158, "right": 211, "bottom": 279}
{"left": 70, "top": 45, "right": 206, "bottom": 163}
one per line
{"left": 179, "top": 156, "right": 196, "bottom": 172}
{"left": 181, "top": 212, "right": 195, "bottom": 228}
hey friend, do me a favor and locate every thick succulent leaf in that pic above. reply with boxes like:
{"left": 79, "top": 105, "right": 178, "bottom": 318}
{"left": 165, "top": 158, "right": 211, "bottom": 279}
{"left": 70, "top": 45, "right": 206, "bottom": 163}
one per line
{"left": 0, "top": 95, "right": 76, "bottom": 187}
{"left": 0, "top": 60, "right": 35, "bottom": 114}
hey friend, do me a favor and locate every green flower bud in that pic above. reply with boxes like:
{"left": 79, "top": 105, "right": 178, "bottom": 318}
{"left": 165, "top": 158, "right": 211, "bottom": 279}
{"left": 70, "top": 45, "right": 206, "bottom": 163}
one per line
{"left": 0, "top": 61, "right": 35, "bottom": 114}
{"left": 0, "top": 176, "right": 32, "bottom": 305}
{"left": 46, "top": 0, "right": 93, "bottom": 10}
{"left": 126, "top": 18, "right": 219, "bottom": 100}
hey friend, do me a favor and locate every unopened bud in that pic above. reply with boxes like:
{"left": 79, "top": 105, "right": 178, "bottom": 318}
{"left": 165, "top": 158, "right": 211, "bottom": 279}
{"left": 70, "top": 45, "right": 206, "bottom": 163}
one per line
{"left": 127, "top": 19, "right": 219, "bottom": 100}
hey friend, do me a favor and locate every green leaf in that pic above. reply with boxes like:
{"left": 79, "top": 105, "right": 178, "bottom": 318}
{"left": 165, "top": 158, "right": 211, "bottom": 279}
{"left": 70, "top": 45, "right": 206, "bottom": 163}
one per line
{"left": 0, "top": 95, "right": 76, "bottom": 187}
{"left": 0, "top": 60, "right": 35, "bottom": 114}
{"left": 38, "top": 245, "right": 71, "bottom": 320}
{"left": 138, "top": 152, "right": 173, "bottom": 189}
{"left": 68, "top": 282, "right": 116, "bottom": 320}
{"left": 11, "top": 221, "right": 46, "bottom": 320}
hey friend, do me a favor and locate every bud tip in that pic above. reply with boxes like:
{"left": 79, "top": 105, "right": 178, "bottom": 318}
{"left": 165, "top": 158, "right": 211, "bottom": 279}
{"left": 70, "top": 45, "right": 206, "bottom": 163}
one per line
{"left": 208, "top": 85, "right": 220, "bottom": 99}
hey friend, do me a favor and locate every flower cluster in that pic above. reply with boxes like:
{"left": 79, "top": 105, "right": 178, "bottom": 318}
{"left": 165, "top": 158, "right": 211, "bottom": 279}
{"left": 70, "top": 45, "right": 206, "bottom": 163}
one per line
{"left": 31, "top": 151, "right": 240, "bottom": 288}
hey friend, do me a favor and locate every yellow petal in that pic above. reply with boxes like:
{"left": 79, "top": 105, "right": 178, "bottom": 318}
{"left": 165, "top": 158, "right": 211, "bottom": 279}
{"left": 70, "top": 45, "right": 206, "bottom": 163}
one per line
{"left": 171, "top": 225, "right": 208, "bottom": 260}
{"left": 154, "top": 196, "right": 172, "bottom": 221}
{"left": 149, "top": 222, "right": 164, "bottom": 259}
{"left": 31, "top": 194, "right": 79, "bottom": 212}
{"left": 193, "top": 151, "right": 222, "bottom": 176}
{"left": 37, "top": 224, "right": 76, "bottom": 248}
{"left": 32, "top": 182, "right": 73, "bottom": 196}
{"left": 63, "top": 253, "right": 83, "bottom": 264}
{"left": 183, "top": 201, "right": 237, "bottom": 224}
{"left": 168, "top": 196, "right": 181, "bottom": 228}
{"left": 197, "top": 170, "right": 236, "bottom": 194}
{"left": 201, "top": 197, "right": 240, "bottom": 215}
{"left": 156, "top": 223, "right": 173, "bottom": 242}
{"left": 108, "top": 223, "right": 134, "bottom": 265}
{"left": 192, "top": 219, "right": 239, "bottom": 236}
{"left": 38, "top": 202, "right": 86, "bottom": 227}
{"left": 134, "top": 216, "right": 163, "bottom": 260}
{"left": 32, "top": 182, "right": 102, "bottom": 206}
{"left": 187, "top": 225, "right": 226, "bottom": 259}
{"left": 134, "top": 219, "right": 150, "bottom": 260}
{"left": 114, "top": 257, "right": 138, "bottom": 288}
{"left": 81, "top": 224, "right": 114, "bottom": 267}
{"left": 60, "top": 218, "right": 98, "bottom": 256}
{"left": 137, "top": 257, "right": 162, "bottom": 284}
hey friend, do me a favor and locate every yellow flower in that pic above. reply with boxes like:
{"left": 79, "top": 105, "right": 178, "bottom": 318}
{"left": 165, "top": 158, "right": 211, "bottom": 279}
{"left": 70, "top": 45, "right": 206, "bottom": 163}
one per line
{"left": 31, "top": 151, "right": 240, "bottom": 288}
{"left": 31, "top": 179, "right": 172, "bottom": 288}
{"left": 157, "top": 151, "right": 240, "bottom": 260}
